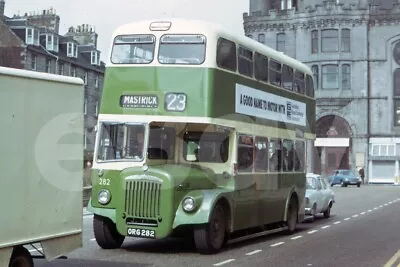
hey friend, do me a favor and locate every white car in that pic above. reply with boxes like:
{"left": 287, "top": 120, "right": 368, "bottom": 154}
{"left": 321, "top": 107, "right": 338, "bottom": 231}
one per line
{"left": 304, "top": 173, "right": 335, "bottom": 222}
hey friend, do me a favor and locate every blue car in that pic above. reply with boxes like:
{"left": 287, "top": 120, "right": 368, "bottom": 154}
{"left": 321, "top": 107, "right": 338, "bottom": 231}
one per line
{"left": 328, "top": 169, "right": 362, "bottom": 187}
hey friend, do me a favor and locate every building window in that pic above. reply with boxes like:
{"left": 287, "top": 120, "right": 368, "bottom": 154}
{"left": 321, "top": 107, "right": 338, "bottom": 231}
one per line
{"left": 341, "top": 64, "right": 351, "bottom": 89}
{"left": 58, "top": 63, "right": 64, "bottom": 75}
{"left": 71, "top": 66, "right": 77, "bottom": 77}
{"left": 280, "top": 0, "right": 293, "bottom": 9}
{"left": 95, "top": 75, "right": 99, "bottom": 88}
{"left": 95, "top": 101, "right": 99, "bottom": 116}
{"left": 395, "top": 100, "right": 400, "bottom": 126}
{"left": 321, "top": 64, "right": 339, "bottom": 89}
{"left": 67, "top": 42, "right": 78, "bottom": 58}
{"left": 370, "top": 144, "right": 396, "bottom": 156}
{"left": 45, "top": 59, "right": 51, "bottom": 73}
{"left": 311, "top": 30, "right": 318, "bottom": 53}
{"left": 246, "top": 34, "right": 253, "bottom": 39}
{"left": 341, "top": 29, "right": 350, "bottom": 52}
{"left": 258, "top": 34, "right": 265, "bottom": 44}
{"left": 45, "top": 34, "right": 59, "bottom": 52}
{"left": 321, "top": 29, "right": 339, "bottom": 52}
{"left": 311, "top": 65, "right": 319, "bottom": 89}
{"left": 276, "top": 33, "right": 285, "bottom": 52}
{"left": 26, "top": 27, "right": 39, "bottom": 46}
{"left": 91, "top": 51, "right": 100, "bottom": 65}
{"left": 31, "top": 54, "right": 37, "bottom": 70}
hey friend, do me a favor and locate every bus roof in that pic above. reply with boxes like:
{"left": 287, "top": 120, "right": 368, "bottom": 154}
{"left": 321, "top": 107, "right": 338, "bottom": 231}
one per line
{"left": 110, "top": 18, "right": 312, "bottom": 75}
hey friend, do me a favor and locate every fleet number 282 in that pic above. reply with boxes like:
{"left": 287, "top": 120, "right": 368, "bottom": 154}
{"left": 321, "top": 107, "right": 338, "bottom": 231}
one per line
{"left": 99, "top": 178, "right": 110, "bottom": 186}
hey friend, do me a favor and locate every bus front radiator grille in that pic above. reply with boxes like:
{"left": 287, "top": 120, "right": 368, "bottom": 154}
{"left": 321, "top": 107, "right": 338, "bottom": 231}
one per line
{"left": 124, "top": 180, "right": 161, "bottom": 219}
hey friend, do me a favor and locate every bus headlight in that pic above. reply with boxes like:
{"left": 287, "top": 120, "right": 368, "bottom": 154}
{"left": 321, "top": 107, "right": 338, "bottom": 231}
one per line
{"left": 182, "top": 197, "right": 195, "bottom": 212}
{"left": 98, "top": 189, "right": 111, "bottom": 205}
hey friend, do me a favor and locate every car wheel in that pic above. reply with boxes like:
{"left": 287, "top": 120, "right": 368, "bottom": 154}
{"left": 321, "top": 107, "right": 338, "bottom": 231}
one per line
{"left": 310, "top": 204, "right": 316, "bottom": 222}
{"left": 323, "top": 204, "right": 331, "bottom": 218}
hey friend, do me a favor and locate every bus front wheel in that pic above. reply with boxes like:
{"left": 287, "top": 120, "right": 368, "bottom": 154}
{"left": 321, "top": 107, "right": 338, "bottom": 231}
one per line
{"left": 93, "top": 214, "right": 125, "bottom": 249}
{"left": 8, "top": 246, "right": 33, "bottom": 267}
{"left": 194, "top": 203, "right": 226, "bottom": 255}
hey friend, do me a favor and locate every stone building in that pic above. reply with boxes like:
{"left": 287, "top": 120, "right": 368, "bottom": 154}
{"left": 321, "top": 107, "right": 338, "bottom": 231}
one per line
{"left": 0, "top": 1, "right": 105, "bottom": 163}
{"left": 243, "top": 0, "right": 400, "bottom": 183}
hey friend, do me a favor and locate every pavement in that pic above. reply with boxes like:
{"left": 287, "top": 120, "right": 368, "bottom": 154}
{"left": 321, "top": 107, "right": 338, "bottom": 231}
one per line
{"left": 32, "top": 184, "right": 400, "bottom": 267}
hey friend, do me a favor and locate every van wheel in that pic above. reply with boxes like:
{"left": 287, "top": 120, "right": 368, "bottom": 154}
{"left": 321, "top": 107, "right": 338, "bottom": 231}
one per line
{"left": 286, "top": 196, "right": 298, "bottom": 234}
{"left": 9, "top": 246, "right": 33, "bottom": 267}
{"left": 93, "top": 214, "right": 125, "bottom": 249}
{"left": 194, "top": 203, "right": 226, "bottom": 254}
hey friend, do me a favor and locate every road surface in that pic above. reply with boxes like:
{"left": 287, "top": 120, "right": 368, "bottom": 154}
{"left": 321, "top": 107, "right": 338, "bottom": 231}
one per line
{"left": 32, "top": 185, "right": 400, "bottom": 267}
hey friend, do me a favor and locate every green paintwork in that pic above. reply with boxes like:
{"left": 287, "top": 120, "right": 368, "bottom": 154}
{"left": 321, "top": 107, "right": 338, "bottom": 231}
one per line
{"left": 99, "top": 67, "right": 315, "bottom": 134}
{"left": 172, "top": 189, "right": 234, "bottom": 228}
{"left": 91, "top": 64, "right": 314, "bottom": 242}
{"left": 91, "top": 163, "right": 236, "bottom": 238}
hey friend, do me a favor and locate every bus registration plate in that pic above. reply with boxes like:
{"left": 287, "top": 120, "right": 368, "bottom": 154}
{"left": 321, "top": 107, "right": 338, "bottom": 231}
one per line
{"left": 127, "top": 228, "right": 156, "bottom": 238}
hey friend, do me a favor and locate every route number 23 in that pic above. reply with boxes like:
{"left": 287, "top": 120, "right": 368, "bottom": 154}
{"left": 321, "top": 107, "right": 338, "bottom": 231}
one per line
{"left": 99, "top": 178, "right": 110, "bottom": 186}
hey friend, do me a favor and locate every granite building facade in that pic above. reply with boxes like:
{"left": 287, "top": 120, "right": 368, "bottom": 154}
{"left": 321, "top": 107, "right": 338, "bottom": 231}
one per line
{"left": 243, "top": 0, "right": 400, "bottom": 183}
{"left": 0, "top": 1, "right": 105, "bottom": 163}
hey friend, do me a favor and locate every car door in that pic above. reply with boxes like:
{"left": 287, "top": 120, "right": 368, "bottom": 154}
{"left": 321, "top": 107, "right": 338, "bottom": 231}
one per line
{"left": 315, "top": 178, "right": 325, "bottom": 213}
{"left": 319, "top": 178, "right": 329, "bottom": 210}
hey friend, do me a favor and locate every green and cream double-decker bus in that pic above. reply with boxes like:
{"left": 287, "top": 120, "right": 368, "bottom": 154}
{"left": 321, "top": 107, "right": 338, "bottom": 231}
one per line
{"left": 88, "top": 18, "right": 316, "bottom": 254}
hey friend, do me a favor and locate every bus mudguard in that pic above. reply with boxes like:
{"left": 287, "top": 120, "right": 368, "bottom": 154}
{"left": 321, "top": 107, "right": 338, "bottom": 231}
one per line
{"left": 87, "top": 197, "right": 117, "bottom": 223}
{"left": 172, "top": 189, "right": 233, "bottom": 229}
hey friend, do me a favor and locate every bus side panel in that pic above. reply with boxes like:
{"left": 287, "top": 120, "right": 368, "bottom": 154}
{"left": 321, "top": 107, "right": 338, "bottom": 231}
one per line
{"left": 210, "top": 68, "right": 315, "bottom": 135}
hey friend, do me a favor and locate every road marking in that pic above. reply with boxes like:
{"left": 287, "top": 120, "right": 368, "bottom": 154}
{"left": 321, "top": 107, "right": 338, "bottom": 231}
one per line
{"left": 367, "top": 209, "right": 372, "bottom": 212}
{"left": 291, "top": 235, "right": 303, "bottom": 240}
{"left": 308, "top": 230, "right": 318, "bottom": 234}
{"left": 380, "top": 205, "right": 383, "bottom": 208}
{"left": 389, "top": 201, "right": 393, "bottom": 204}
{"left": 270, "top": 242, "right": 285, "bottom": 247}
{"left": 360, "top": 212, "right": 366, "bottom": 215}
{"left": 214, "top": 259, "right": 236, "bottom": 266}
{"left": 344, "top": 217, "right": 350, "bottom": 220}
{"left": 384, "top": 203, "right": 388, "bottom": 206}
{"left": 321, "top": 225, "right": 330, "bottom": 229}
{"left": 333, "top": 221, "right": 341, "bottom": 224}
{"left": 245, "top": 249, "right": 262, "bottom": 256}
{"left": 383, "top": 249, "right": 400, "bottom": 267}
{"left": 352, "top": 214, "right": 359, "bottom": 218}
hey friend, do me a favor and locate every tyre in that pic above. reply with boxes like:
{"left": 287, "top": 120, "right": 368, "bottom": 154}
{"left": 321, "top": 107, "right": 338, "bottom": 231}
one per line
{"left": 194, "top": 203, "right": 226, "bottom": 254}
{"left": 323, "top": 204, "right": 331, "bottom": 218}
{"left": 357, "top": 183, "right": 361, "bottom": 187}
{"left": 9, "top": 246, "right": 33, "bottom": 267}
{"left": 93, "top": 214, "right": 125, "bottom": 249}
{"left": 285, "top": 196, "right": 298, "bottom": 234}
{"left": 309, "top": 204, "right": 317, "bottom": 222}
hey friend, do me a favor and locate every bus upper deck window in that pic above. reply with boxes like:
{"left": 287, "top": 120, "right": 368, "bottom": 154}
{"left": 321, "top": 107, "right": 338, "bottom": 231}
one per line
{"left": 158, "top": 34, "right": 206, "bottom": 65}
{"left": 110, "top": 34, "right": 156, "bottom": 64}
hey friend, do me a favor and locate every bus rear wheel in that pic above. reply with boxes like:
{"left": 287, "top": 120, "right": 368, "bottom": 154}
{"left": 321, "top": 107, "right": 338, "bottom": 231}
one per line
{"left": 93, "top": 214, "right": 125, "bottom": 249}
{"left": 194, "top": 203, "right": 226, "bottom": 254}
{"left": 9, "top": 246, "right": 33, "bottom": 267}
